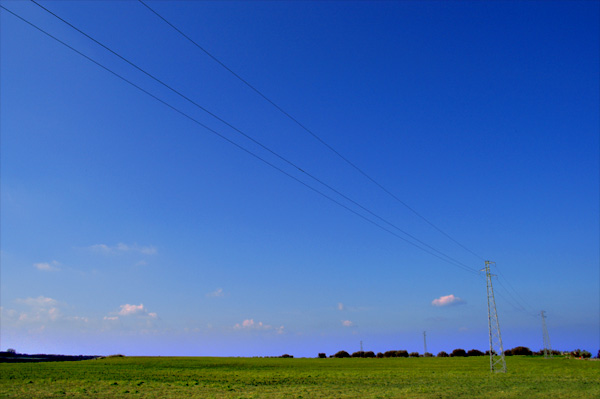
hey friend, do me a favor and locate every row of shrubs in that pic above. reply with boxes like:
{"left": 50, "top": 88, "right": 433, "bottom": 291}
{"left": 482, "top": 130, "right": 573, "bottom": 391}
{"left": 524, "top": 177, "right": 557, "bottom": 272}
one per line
{"left": 318, "top": 347, "right": 595, "bottom": 359}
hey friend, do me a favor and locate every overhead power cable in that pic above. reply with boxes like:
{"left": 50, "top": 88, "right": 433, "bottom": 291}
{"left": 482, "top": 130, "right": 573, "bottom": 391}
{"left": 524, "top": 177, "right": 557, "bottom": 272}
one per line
{"left": 137, "top": 0, "right": 486, "bottom": 262}
{"left": 1, "top": 4, "right": 480, "bottom": 276}
{"left": 26, "top": 0, "right": 480, "bottom": 274}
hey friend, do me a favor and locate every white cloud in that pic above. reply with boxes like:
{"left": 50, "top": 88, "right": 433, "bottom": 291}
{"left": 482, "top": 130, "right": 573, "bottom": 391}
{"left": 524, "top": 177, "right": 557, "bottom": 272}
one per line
{"left": 432, "top": 294, "right": 465, "bottom": 307}
{"left": 16, "top": 296, "right": 58, "bottom": 308}
{"left": 89, "top": 244, "right": 111, "bottom": 253}
{"left": 12, "top": 296, "right": 61, "bottom": 323}
{"left": 341, "top": 320, "right": 353, "bottom": 327}
{"left": 337, "top": 302, "right": 344, "bottom": 311}
{"left": 118, "top": 304, "right": 145, "bottom": 316}
{"left": 116, "top": 303, "right": 157, "bottom": 318}
{"left": 206, "top": 288, "right": 224, "bottom": 298}
{"left": 234, "top": 318, "right": 279, "bottom": 332}
{"left": 89, "top": 243, "right": 157, "bottom": 256}
{"left": 33, "top": 261, "right": 60, "bottom": 272}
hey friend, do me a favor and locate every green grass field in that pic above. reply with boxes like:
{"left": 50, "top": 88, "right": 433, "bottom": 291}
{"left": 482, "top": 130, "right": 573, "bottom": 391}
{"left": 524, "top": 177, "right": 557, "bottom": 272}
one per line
{"left": 1, "top": 356, "right": 598, "bottom": 398}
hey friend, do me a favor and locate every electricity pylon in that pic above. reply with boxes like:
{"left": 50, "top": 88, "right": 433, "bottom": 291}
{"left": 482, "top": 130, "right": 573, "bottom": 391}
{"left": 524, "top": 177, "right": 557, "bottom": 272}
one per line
{"left": 482, "top": 261, "right": 506, "bottom": 373}
{"left": 541, "top": 311, "right": 553, "bottom": 358}
{"left": 423, "top": 331, "right": 427, "bottom": 354}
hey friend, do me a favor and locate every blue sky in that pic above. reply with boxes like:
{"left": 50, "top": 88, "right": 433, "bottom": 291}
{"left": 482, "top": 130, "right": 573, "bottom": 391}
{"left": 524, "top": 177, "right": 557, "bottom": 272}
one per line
{"left": 1, "top": 0, "right": 598, "bottom": 357}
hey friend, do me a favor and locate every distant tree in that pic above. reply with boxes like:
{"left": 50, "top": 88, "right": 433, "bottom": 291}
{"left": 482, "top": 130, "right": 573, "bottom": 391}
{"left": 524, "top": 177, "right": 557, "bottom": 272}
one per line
{"left": 383, "top": 350, "right": 397, "bottom": 358}
{"left": 423, "top": 352, "right": 433, "bottom": 357}
{"left": 334, "top": 350, "right": 350, "bottom": 358}
{"left": 467, "top": 349, "right": 484, "bottom": 357}
{"left": 7, "top": 348, "right": 16, "bottom": 354}
{"left": 318, "top": 353, "right": 327, "bottom": 359}
{"left": 437, "top": 351, "right": 449, "bottom": 357}
{"left": 376, "top": 352, "right": 384, "bottom": 358}
{"left": 450, "top": 349, "right": 467, "bottom": 357}
{"left": 364, "top": 351, "right": 375, "bottom": 358}
{"left": 351, "top": 351, "right": 365, "bottom": 358}
{"left": 597, "top": 350, "right": 600, "bottom": 359}
{"left": 485, "top": 350, "right": 497, "bottom": 356}
{"left": 409, "top": 352, "right": 420, "bottom": 358}
{"left": 571, "top": 349, "right": 591, "bottom": 359}
{"left": 507, "top": 346, "right": 532, "bottom": 356}
{"left": 280, "top": 354, "right": 293, "bottom": 358}
{"left": 396, "top": 350, "right": 409, "bottom": 358}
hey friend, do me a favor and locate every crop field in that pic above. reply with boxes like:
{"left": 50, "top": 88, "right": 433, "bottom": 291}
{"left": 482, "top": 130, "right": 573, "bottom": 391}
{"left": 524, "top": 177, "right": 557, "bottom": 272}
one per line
{"left": 1, "top": 356, "right": 598, "bottom": 398}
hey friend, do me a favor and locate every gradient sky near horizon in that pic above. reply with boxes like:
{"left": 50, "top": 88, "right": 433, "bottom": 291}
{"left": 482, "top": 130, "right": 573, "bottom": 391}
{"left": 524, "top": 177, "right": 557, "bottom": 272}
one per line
{"left": 1, "top": 0, "right": 598, "bottom": 357}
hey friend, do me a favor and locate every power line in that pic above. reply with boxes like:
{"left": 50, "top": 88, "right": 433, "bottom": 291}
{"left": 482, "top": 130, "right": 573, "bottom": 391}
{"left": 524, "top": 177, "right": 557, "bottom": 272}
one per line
{"left": 137, "top": 0, "right": 486, "bottom": 262}
{"left": 495, "top": 267, "right": 537, "bottom": 315}
{"left": 493, "top": 281, "right": 537, "bottom": 318}
{"left": 1, "top": 4, "right": 480, "bottom": 276}
{"left": 25, "top": 0, "right": 480, "bottom": 274}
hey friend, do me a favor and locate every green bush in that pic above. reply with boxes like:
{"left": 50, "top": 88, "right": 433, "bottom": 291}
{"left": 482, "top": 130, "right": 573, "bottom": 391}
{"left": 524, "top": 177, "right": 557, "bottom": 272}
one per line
{"left": 450, "top": 349, "right": 466, "bottom": 357}
{"left": 396, "top": 350, "right": 409, "bottom": 358}
{"left": 333, "top": 351, "right": 350, "bottom": 358}
{"left": 467, "top": 349, "right": 484, "bottom": 357}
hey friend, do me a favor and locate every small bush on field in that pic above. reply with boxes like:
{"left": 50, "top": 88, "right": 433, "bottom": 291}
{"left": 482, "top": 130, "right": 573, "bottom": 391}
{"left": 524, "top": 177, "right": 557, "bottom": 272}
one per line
{"left": 423, "top": 352, "right": 433, "bottom": 357}
{"left": 376, "top": 352, "right": 384, "bottom": 358}
{"left": 451, "top": 349, "right": 467, "bottom": 357}
{"left": 280, "top": 354, "right": 293, "bottom": 358}
{"left": 364, "top": 351, "right": 375, "bottom": 358}
{"left": 396, "top": 350, "right": 409, "bottom": 358}
{"left": 351, "top": 351, "right": 365, "bottom": 358}
{"left": 107, "top": 354, "right": 125, "bottom": 358}
{"left": 506, "top": 346, "right": 532, "bottom": 356}
{"left": 467, "top": 349, "right": 484, "bottom": 357}
{"left": 318, "top": 353, "right": 326, "bottom": 359}
{"left": 409, "top": 352, "right": 420, "bottom": 358}
{"left": 333, "top": 351, "right": 350, "bottom": 358}
{"left": 570, "top": 349, "right": 591, "bottom": 359}
{"left": 383, "top": 350, "right": 397, "bottom": 358}
{"left": 437, "top": 351, "right": 449, "bottom": 357}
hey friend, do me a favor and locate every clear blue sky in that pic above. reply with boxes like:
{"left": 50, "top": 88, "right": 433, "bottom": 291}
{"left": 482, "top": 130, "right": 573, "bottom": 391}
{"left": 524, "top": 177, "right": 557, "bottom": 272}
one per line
{"left": 1, "top": 0, "right": 598, "bottom": 357}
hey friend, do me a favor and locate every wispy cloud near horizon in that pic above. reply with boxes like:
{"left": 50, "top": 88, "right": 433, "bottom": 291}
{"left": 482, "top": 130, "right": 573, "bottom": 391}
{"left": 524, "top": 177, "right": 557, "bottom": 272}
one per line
{"left": 33, "top": 261, "right": 60, "bottom": 272}
{"left": 206, "top": 288, "right": 224, "bottom": 298}
{"left": 88, "top": 243, "right": 157, "bottom": 256}
{"left": 234, "top": 319, "right": 284, "bottom": 334}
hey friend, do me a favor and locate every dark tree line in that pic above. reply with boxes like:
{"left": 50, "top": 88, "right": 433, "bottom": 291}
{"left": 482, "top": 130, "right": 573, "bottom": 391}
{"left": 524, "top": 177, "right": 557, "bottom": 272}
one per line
{"left": 319, "top": 346, "right": 596, "bottom": 359}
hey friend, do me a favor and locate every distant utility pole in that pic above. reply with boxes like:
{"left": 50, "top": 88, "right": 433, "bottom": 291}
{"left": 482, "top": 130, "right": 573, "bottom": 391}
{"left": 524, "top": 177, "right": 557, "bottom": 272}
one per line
{"left": 423, "top": 331, "right": 427, "bottom": 354}
{"left": 360, "top": 340, "right": 363, "bottom": 352}
{"left": 482, "top": 261, "right": 506, "bottom": 373}
{"left": 541, "top": 311, "right": 553, "bottom": 358}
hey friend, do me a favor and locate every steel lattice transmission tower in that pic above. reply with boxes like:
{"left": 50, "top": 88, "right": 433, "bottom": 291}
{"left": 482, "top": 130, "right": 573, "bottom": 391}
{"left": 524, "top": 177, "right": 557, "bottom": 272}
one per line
{"left": 482, "top": 261, "right": 506, "bottom": 373}
{"left": 541, "top": 311, "right": 553, "bottom": 358}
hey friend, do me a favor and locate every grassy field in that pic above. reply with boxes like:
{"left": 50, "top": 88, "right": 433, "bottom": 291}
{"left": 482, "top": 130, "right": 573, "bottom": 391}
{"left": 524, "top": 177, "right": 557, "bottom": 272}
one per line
{"left": 1, "top": 356, "right": 598, "bottom": 398}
